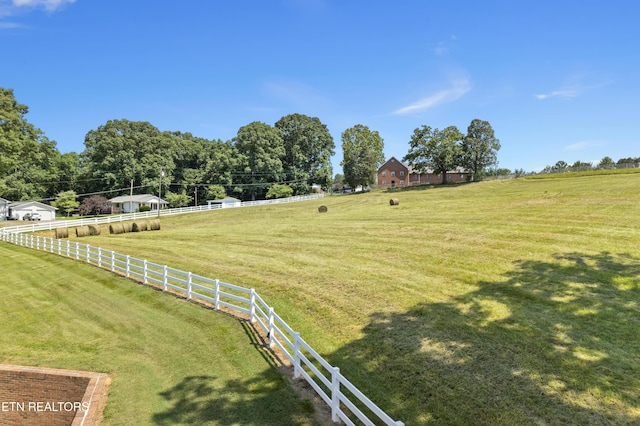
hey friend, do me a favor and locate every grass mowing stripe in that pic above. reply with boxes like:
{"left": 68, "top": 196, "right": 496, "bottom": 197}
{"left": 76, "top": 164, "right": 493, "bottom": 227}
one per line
{"left": 0, "top": 244, "right": 318, "bottom": 425}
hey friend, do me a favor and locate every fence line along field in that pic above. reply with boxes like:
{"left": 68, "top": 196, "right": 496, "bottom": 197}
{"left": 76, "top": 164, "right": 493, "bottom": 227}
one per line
{"left": 23, "top": 171, "right": 640, "bottom": 423}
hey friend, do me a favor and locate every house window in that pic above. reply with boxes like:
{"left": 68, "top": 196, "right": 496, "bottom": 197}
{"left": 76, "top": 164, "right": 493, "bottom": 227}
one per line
{"left": 391, "top": 171, "right": 396, "bottom": 176}
{"left": 382, "top": 171, "right": 387, "bottom": 176}
{"left": 400, "top": 171, "right": 404, "bottom": 176}
{"left": 382, "top": 180, "right": 386, "bottom": 185}
{"left": 400, "top": 180, "right": 404, "bottom": 185}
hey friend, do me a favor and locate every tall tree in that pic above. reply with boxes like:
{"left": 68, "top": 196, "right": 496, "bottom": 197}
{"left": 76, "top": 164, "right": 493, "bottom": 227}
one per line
{"left": 274, "top": 113, "right": 335, "bottom": 194}
{"left": 340, "top": 124, "right": 385, "bottom": 190}
{"left": 403, "top": 125, "right": 463, "bottom": 184}
{"left": 82, "top": 119, "right": 175, "bottom": 196}
{"left": 461, "top": 119, "right": 500, "bottom": 181}
{"left": 0, "top": 88, "right": 63, "bottom": 200}
{"left": 232, "top": 122, "right": 285, "bottom": 201}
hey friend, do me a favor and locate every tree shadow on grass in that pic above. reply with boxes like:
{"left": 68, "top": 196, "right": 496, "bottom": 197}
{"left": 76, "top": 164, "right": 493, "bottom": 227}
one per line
{"left": 328, "top": 251, "right": 640, "bottom": 425}
{"left": 152, "top": 371, "right": 316, "bottom": 426}
{"left": 152, "top": 321, "right": 320, "bottom": 426}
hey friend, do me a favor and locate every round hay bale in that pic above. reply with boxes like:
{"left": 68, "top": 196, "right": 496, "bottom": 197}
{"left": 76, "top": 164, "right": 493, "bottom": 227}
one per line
{"left": 390, "top": 198, "right": 400, "bottom": 206}
{"left": 318, "top": 205, "right": 328, "bottom": 213}
{"left": 109, "top": 223, "right": 125, "bottom": 235}
{"left": 149, "top": 219, "right": 161, "bottom": 231}
{"left": 88, "top": 224, "right": 101, "bottom": 236}
{"left": 123, "top": 222, "right": 133, "bottom": 233}
{"left": 132, "top": 221, "right": 148, "bottom": 232}
{"left": 55, "top": 227, "right": 69, "bottom": 239}
{"left": 75, "top": 226, "right": 90, "bottom": 238}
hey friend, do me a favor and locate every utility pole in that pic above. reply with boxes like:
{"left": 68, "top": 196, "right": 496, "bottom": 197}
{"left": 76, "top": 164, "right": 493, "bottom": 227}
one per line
{"left": 158, "top": 168, "right": 164, "bottom": 217}
{"left": 129, "top": 179, "right": 133, "bottom": 214}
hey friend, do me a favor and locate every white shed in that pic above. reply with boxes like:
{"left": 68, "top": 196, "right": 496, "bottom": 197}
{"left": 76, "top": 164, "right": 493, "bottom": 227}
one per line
{"left": 109, "top": 194, "right": 169, "bottom": 213}
{"left": 9, "top": 201, "right": 58, "bottom": 221}
{"left": 207, "top": 197, "right": 241, "bottom": 209}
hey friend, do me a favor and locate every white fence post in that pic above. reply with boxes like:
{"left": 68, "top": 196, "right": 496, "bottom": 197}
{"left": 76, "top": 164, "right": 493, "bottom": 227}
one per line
{"left": 249, "top": 289, "right": 256, "bottom": 323}
{"left": 162, "top": 265, "right": 168, "bottom": 291}
{"left": 75, "top": 242, "right": 80, "bottom": 260}
{"left": 111, "top": 251, "right": 115, "bottom": 272}
{"left": 268, "top": 307, "right": 275, "bottom": 348}
{"left": 293, "top": 332, "right": 301, "bottom": 378}
{"left": 214, "top": 279, "right": 220, "bottom": 310}
{"left": 331, "top": 366, "right": 340, "bottom": 422}
{"left": 143, "top": 260, "right": 148, "bottom": 284}
{"left": 86, "top": 245, "right": 91, "bottom": 263}
{"left": 187, "top": 272, "right": 192, "bottom": 299}
{"left": 126, "top": 255, "right": 130, "bottom": 278}
{"left": 98, "top": 247, "right": 102, "bottom": 268}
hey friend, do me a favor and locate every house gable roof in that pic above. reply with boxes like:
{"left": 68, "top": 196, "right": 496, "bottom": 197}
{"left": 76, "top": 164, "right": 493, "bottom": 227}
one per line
{"left": 10, "top": 200, "right": 58, "bottom": 211}
{"left": 378, "top": 156, "right": 408, "bottom": 172}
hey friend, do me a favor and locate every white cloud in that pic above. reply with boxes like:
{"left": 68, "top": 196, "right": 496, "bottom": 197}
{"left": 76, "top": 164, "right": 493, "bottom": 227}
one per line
{"left": 393, "top": 78, "right": 471, "bottom": 115}
{"left": 534, "top": 89, "right": 579, "bottom": 100}
{"left": 0, "top": 0, "right": 74, "bottom": 17}
{"left": 12, "top": 0, "right": 76, "bottom": 11}
{"left": 0, "top": 20, "right": 23, "bottom": 28}
{"left": 535, "top": 80, "right": 612, "bottom": 100}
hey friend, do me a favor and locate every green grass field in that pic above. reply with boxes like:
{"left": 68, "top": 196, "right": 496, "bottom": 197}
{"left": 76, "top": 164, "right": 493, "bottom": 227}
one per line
{"left": 11, "top": 171, "right": 640, "bottom": 424}
{"left": 0, "top": 245, "right": 318, "bottom": 425}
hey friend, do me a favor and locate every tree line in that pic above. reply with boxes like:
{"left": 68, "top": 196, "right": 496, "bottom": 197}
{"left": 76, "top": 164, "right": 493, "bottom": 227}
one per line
{"left": 539, "top": 157, "right": 640, "bottom": 174}
{"left": 3, "top": 86, "right": 550, "bottom": 213}
{"left": 1, "top": 88, "right": 337, "bottom": 207}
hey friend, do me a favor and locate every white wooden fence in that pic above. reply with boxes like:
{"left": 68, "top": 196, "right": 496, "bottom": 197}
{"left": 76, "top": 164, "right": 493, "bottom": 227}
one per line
{"left": 0, "top": 193, "right": 325, "bottom": 235}
{"left": 0, "top": 199, "right": 404, "bottom": 426}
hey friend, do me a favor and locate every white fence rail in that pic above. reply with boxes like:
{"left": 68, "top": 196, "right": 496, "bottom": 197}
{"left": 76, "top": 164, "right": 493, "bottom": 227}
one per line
{"left": 0, "top": 199, "right": 404, "bottom": 426}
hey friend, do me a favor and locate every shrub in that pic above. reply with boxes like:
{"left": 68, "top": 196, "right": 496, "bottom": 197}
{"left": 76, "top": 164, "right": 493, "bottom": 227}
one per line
{"left": 266, "top": 184, "right": 293, "bottom": 199}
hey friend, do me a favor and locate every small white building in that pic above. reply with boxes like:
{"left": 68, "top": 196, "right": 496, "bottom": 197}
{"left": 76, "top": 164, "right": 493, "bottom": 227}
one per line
{"left": 0, "top": 198, "right": 9, "bottom": 220}
{"left": 9, "top": 200, "right": 58, "bottom": 221}
{"left": 109, "top": 194, "right": 169, "bottom": 213}
{"left": 207, "top": 197, "right": 241, "bottom": 208}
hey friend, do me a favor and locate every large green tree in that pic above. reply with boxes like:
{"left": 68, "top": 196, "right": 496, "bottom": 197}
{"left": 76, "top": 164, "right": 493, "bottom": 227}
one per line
{"left": 82, "top": 119, "right": 175, "bottom": 196}
{"left": 461, "top": 119, "right": 500, "bottom": 181}
{"left": 274, "top": 113, "right": 335, "bottom": 194}
{"left": 0, "top": 88, "right": 64, "bottom": 200}
{"left": 340, "top": 124, "right": 385, "bottom": 190}
{"left": 403, "top": 125, "right": 464, "bottom": 184}
{"left": 232, "top": 122, "right": 285, "bottom": 201}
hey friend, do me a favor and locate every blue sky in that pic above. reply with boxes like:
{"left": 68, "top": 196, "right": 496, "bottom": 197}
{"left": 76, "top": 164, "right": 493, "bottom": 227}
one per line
{"left": 1, "top": 0, "right": 638, "bottom": 173}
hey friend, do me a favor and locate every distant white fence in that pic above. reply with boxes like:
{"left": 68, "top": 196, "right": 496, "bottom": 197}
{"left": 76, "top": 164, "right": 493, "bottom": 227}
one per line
{"left": 1, "top": 193, "right": 325, "bottom": 234}
{"left": 0, "top": 195, "right": 404, "bottom": 426}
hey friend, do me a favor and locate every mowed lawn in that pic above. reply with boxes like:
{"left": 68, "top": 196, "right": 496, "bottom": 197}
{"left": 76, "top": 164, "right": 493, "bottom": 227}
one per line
{"left": 0, "top": 245, "right": 318, "bottom": 425}
{"left": 31, "top": 171, "right": 640, "bottom": 424}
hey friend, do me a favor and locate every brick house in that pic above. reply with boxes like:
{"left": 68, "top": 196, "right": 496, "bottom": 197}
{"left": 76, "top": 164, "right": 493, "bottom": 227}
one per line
{"left": 377, "top": 157, "right": 468, "bottom": 189}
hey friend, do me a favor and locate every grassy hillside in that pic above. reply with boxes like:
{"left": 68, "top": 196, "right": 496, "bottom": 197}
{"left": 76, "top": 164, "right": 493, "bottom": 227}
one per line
{"left": 0, "top": 245, "right": 318, "bottom": 425}
{"left": 35, "top": 172, "right": 640, "bottom": 424}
